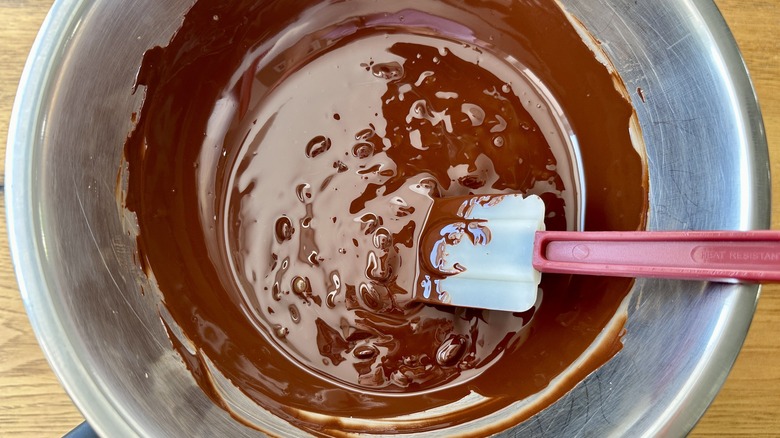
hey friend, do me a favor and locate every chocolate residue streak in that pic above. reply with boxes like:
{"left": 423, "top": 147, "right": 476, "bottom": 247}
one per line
{"left": 637, "top": 87, "right": 647, "bottom": 103}
{"left": 124, "top": 0, "right": 647, "bottom": 435}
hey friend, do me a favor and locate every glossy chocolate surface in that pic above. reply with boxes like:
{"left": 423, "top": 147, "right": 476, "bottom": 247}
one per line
{"left": 124, "top": 0, "right": 646, "bottom": 434}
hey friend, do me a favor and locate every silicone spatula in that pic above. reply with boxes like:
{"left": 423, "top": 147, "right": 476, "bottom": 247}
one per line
{"left": 415, "top": 194, "right": 780, "bottom": 313}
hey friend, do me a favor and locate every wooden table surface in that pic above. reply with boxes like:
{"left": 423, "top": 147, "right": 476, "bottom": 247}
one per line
{"left": 0, "top": 1, "right": 777, "bottom": 436}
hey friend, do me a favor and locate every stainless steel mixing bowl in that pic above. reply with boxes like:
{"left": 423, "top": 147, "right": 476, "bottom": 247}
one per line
{"left": 7, "top": 0, "right": 770, "bottom": 436}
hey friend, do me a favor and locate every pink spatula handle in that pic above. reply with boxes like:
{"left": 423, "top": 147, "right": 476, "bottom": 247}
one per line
{"left": 533, "top": 231, "right": 780, "bottom": 282}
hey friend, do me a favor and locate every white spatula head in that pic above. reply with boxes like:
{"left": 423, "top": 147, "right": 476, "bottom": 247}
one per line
{"left": 415, "top": 194, "right": 546, "bottom": 313}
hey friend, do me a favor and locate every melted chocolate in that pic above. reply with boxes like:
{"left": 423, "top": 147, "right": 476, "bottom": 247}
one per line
{"left": 124, "top": 0, "right": 647, "bottom": 435}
